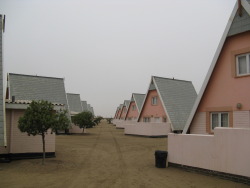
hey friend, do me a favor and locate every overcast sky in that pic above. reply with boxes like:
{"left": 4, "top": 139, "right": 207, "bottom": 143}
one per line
{"left": 1, "top": 0, "right": 236, "bottom": 117}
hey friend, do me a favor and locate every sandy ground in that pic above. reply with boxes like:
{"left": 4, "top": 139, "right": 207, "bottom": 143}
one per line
{"left": 0, "top": 120, "right": 248, "bottom": 188}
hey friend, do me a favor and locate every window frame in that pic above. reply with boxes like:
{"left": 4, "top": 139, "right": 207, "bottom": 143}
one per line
{"left": 151, "top": 96, "right": 158, "bottom": 105}
{"left": 236, "top": 53, "right": 250, "bottom": 76}
{"left": 210, "top": 112, "right": 229, "bottom": 131}
{"left": 143, "top": 117, "right": 150, "bottom": 122}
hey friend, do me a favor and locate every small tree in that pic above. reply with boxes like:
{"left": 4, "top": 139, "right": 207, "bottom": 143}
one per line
{"left": 18, "top": 100, "right": 70, "bottom": 165}
{"left": 72, "top": 111, "right": 95, "bottom": 132}
{"left": 106, "top": 118, "right": 113, "bottom": 124}
{"left": 93, "top": 116, "right": 103, "bottom": 125}
{"left": 53, "top": 109, "right": 70, "bottom": 134}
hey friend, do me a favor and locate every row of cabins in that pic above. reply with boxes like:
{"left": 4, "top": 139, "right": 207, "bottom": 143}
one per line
{"left": 114, "top": 0, "right": 250, "bottom": 181}
{"left": 0, "top": 70, "right": 95, "bottom": 159}
{"left": 113, "top": 76, "right": 197, "bottom": 137}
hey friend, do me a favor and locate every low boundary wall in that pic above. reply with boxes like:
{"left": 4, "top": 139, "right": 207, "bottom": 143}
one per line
{"left": 124, "top": 122, "right": 171, "bottom": 137}
{"left": 168, "top": 128, "right": 250, "bottom": 179}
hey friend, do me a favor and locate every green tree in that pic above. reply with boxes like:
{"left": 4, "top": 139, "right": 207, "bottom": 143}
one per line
{"left": 72, "top": 111, "right": 95, "bottom": 132}
{"left": 106, "top": 118, "right": 113, "bottom": 124}
{"left": 18, "top": 100, "right": 70, "bottom": 165}
{"left": 93, "top": 116, "right": 103, "bottom": 125}
{"left": 53, "top": 109, "right": 70, "bottom": 134}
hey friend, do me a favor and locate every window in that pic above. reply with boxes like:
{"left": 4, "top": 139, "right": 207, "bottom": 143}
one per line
{"left": 143, "top": 117, "right": 150, "bottom": 122}
{"left": 163, "top": 117, "right": 167, "bottom": 122}
{"left": 151, "top": 96, "right": 158, "bottom": 105}
{"left": 210, "top": 112, "right": 229, "bottom": 130}
{"left": 236, "top": 53, "right": 250, "bottom": 76}
{"left": 132, "top": 105, "right": 136, "bottom": 111}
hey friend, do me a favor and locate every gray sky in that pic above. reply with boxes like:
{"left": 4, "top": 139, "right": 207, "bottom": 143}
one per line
{"left": 0, "top": 0, "right": 236, "bottom": 117}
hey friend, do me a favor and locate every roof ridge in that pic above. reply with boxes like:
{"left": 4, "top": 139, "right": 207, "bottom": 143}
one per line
{"left": 152, "top": 76, "right": 192, "bottom": 83}
{"left": 67, "top": 93, "right": 80, "bottom": 95}
{"left": 9, "top": 73, "right": 64, "bottom": 80}
{"left": 133, "top": 93, "right": 145, "bottom": 95}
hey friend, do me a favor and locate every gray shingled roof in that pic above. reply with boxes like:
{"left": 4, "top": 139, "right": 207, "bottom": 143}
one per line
{"left": 140, "top": 76, "right": 197, "bottom": 131}
{"left": 133, "top": 93, "right": 145, "bottom": 112}
{"left": 8, "top": 73, "right": 69, "bottom": 111}
{"left": 124, "top": 100, "right": 130, "bottom": 109}
{"left": 81, "top": 101, "right": 88, "bottom": 111}
{"left": 87, "top": 104, "right": 91, "bottom": 111}
{"left": 228, "top": 2, "right": 250, "bottom": 37}
{"left": 67, "top": 93, "right": 82, "bottom": 113}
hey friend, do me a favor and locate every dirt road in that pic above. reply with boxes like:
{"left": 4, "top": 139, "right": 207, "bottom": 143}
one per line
{"left": 0, "top": 121, "right": 247, "bottom": 188}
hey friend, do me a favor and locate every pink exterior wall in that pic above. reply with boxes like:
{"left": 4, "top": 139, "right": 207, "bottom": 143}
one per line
{"left": 191, "top": 32, "right": 250, "bottom": 133}
{"left": 125, "top": 101, "right": 139, "bottom": 120}
{"left": 119, "top": 106, "right": 127, "bottom": 120}
{"left": 124, "top": 122, "right": 171, "bottom": 136}
{"left": 139, "top": 90, "right": 166, "bottom": 122}
{"left": 233, "top": 111, "right": 250, "bottom": 128}
{"left": 190, "top": 112, "right": 207, "bottom": 134}
{"left": 116, "top": 109, "right": 122, "bottom": 119}
{"left": 168, "top": 128, "right": 250, "bottom": 177}
{"left": 0, "top": 109, "right": 55, "bottom": 154}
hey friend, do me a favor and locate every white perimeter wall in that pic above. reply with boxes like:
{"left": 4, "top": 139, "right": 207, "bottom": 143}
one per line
{"left": 168, "top": 127, "right": 250, "bottom": 177}
{"left": 125, "top": 122, "right": 171, "bottom": 136}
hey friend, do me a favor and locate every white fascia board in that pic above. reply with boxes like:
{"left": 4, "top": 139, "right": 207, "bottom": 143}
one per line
{"left": 153, "top": 77, "right": 173, "bottom": 131}
{"left": 242, "top": 0, "right": 250, "bottom": 15}
{"left": 182, "top": 1, "right": 238, "bottom": 134}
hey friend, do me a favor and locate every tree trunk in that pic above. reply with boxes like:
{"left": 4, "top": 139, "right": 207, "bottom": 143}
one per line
{"left": 42, "top": 132, "right": 45, "bottom": 165}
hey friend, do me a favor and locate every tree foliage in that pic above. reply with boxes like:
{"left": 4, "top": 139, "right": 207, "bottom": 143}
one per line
{"left": 93, "top": 116, "right": 103, "bottom": 125}
{"left": 72, "top": 111, "right": 95, "bottom": 130}
{"left": 106, "top": 118, "right": 113, "bottom": 124}
{"left": 18, "top": 100, "right": 70, "bottom": 165}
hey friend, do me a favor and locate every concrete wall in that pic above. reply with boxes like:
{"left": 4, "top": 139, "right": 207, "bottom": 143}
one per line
{"left": 0, "top": 109, "right": 55, "bottom": 154}
{"left": 115, "top": 120, "right": 129, "bottom": 129}
{"left": 168, "top": 127, "right": 250, "bottom": 177}
{"left": 139, "top": 90, "right": 167, "bottom": 122}
{"left": 124, "top": 122, "right": 171, "bottom": 136}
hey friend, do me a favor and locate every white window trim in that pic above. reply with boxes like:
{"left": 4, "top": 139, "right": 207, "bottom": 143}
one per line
{"left": 210, "top": 112, "right": 229, "bottom": 131}
{"left": 236, "top": 53, "right": 250, "bottom": 76}
{"left": 143, "top": 117, "right": 150, "bottom": 123}
{"left": 151, "top": 96, "right": 158, "bottom": 105}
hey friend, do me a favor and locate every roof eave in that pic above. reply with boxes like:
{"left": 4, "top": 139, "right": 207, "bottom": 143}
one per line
{"left": 182, "top": 1, "right": 239, "bottom": 134}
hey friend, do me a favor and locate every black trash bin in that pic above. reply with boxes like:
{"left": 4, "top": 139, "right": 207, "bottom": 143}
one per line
{"left": 155, "top": 150, "right": 168, "bottom": 168}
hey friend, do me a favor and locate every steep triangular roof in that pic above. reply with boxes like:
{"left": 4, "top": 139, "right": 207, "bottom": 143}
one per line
{"left": 118, "top": 100, "right": 130, "bottom": 119}
{"left": 8, "top": 73, "right": 69, "bottom": 110}
{"left": 183, "top": 0, "right": 250, "bottom": 134}
{"left": 133, "top": 93, "right": 145, "bottom": 112}
{"left": 81, "top": 101, "right": 88, "bottom": 111}
{"left": 124, "top": 93, "right": 145, "bottom": 120}
{"left": 67, "top": 93, "right": 82, "bottom": 113}
{"left": 116, "top": 104, "right": 123, "bottom": 119}
{"left": 138, "top": 76, "right": 197, "bottom": 131}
